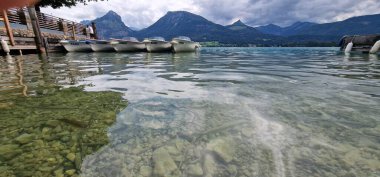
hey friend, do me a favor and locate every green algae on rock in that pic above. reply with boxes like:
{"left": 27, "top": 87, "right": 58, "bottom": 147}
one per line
{"left": 0, "top": 86, "right": 127, "bottom": 176}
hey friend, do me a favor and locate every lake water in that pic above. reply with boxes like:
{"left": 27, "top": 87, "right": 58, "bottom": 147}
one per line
{"left": 0, "top": 47, "right": 379, "bottom": 177}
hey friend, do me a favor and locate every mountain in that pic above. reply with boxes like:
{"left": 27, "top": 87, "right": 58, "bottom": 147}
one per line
{"left": 296, "top": 14, "right": 380, "bottom": 36}
{"left": 136, "top": 11, "right": 280, "bottom": 45}
{"left": 256, "top": 22, "right": 317, "bottom": 36}
{"left": 225, "top": 20, "right": 282, "bottom": 43}
{"left": 83, "top": 11, "right": 380, "bottom": 46}
{"left": 136, "top": 11, "right": 235, "bottom": 42}
{"left": 256, "top": 24, "right": 283, "bottom": 35}
{"left": 227, "top": 20, "right": 253, "bottom": 30}
{"left": 90, "top": 11, "right": 135, "bottom": 39}
{"left": 80, "top": 20, "right": 91, "bottom": 25}
{"left": 257, "top": 13, "right": 380, "bottom": 39}
{"left": 281, "top": 22, "right": 317, "bottom": 35}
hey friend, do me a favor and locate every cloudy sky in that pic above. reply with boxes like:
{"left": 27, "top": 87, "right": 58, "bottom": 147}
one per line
{"left": 42, "top": 0, "right": 380, "bottom": 29}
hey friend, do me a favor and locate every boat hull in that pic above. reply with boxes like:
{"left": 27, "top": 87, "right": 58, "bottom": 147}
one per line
{"left": 113, "top": 42, "right": 146, "bottom": 52}
{"left": 172, "top": 42, "right": 200, "bottom": 53}
{"left": 146, "top": 42, "right": 172, "bottom": 53}
{"left": 62, "top": 43, "right": 92, "bottom": 52}
{"left": 339, "top": 34, "right": 380, "bottom": 53}
{"left": 90, "top": 44, "right": 115, "bottom": 52}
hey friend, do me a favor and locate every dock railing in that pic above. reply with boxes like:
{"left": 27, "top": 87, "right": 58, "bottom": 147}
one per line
{"left": 1, "top": 7, "right": 90, "bottom": 53}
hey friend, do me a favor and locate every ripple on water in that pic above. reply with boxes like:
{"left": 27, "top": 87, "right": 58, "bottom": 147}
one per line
{"left": 1, "top": 48, "right": 380, "bottom": 177}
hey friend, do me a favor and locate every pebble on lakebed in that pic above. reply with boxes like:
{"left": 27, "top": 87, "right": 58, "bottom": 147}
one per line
{"left": 0, "top": 86, "right": 127, "bottom": 176}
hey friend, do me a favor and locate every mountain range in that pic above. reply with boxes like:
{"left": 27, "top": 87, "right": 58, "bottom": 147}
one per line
{"left": 82, "top": 11, "right": 380, "bottom": 46}
{"left": 256, "top": 22, "right": 317, "bottom": 36}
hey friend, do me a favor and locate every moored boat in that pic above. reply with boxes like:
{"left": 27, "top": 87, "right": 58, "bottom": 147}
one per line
{"left": 339, "top": 34, "right": 380, "bottom": 54}
{"left": 90, "top": 40, "right": 115, "bottom": 52}
{"left": 59, "top": 40, "right": 92, "bottom": 52}
{"left": 111, "top": 37, "right": 146, "bottom": 52}
{"left": 143, "top": 37, "right": 172, "bottom": 53}
{"left": 171, "top": 36, "right": 201, "bottom": 53}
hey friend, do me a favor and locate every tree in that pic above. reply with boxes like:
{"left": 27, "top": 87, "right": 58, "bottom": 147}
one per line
{"left": 37, "top": 0, "right": 106, "bottom": 9}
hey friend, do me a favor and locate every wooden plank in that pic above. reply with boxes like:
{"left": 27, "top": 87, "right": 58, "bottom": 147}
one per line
{"left": 2, "top": 10, "right": 15, "bottom": 46}
{"left": 1, "top": 36, "right": 36, "bottom": 42}
{"left": 9, "top": 45, "right": 37, "bottom": 50}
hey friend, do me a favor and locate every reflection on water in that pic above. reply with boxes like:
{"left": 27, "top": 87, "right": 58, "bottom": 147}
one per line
{"left": 1, "top": 48, "right": 380, "bottom": 177}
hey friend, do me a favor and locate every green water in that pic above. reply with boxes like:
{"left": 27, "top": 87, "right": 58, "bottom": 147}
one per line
{"left": 0, "top": 48, "right": 379, "bottom": 177}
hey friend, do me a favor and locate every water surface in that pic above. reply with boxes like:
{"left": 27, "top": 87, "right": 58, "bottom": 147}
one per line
{"left": 1, "top": 48, "right": 379, "bottom": 177}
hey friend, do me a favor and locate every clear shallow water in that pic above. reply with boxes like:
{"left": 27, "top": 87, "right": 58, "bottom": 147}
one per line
{"left": 1, "top": 48, "right": 380, "bottom": 177}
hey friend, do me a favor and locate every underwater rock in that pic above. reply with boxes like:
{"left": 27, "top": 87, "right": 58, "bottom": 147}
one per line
{"left": 188, "top": 163, "right": 203, "bottom": 176}
{"left": 227, "top": 164, "right": 237, "bottom": 175}
{"left": 139, "top": 166, "right": 152, "bottom": 177}
{"left": 66, "top": 153, "right": 76, "bottom": 162}
{"left": 0, "top": 144, "right": 22, "bottom": 160}
{"left": 15, "top": 133, "right": 35, "bottom": 144}
{"left": 203, "top": 154, "right": 216, "bottom": 177}
{"left": 46, "top": 120, "right": 60, "bottom": 127}
{"left": 65, "top": 169, "right": 76, "bottom": 176}
{"left": 241, "top": 127, "right": 254, "bottom": 137}
{"left": 54, "top": 168, "right": 64, "bottom": 177}
{"left": 152, "top": 147, "right": 178, "bottom": 177}
{"left": 206, "top": 137, "right": 235, "bottom": 163}
{"left": 0, "top": 86, "right": 128, "bottom": 176}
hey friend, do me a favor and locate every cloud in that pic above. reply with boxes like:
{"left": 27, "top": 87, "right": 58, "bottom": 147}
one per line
{"left": 41, "top": 0, "right": 380, "bottom": 28}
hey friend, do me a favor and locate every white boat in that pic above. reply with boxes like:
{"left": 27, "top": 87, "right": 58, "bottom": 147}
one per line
{"left": 111, "top": 37, "right": 146, "bottom": 52}
{"left": 171, "top": 36, "right": 201, "bottom": 53}
{"left": 90, "top": 40, "right": 115, "bottom": 52}
{"left": 143, "top": 37, "right": 172, "bottom": 53}
{"left": 60, "top": 40, "right": 92, "bottom": 52}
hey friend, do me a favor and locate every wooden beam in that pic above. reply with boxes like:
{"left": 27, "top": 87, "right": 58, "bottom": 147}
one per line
{"left": 27, "top": 7, "right": 45, "bottom": 53}
{"left": 71, "top": 22, "right": 76, "bottom": 40}
{"left": 2, "top": 10, "right": 15, "bottom": 46}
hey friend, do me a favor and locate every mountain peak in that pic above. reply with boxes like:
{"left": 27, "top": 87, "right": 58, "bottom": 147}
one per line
{"left": 231, "top": 19, "right": 247, "bottom": 26}
{"left": 98, "top": 10, "right": 123, "bottom": 23}
{"left": 152, "top": 10, "right": 210, "bottom": 26}
{"left": 103, "top": 10, "right": 121, "bottom": 19}
{"left": 163, "top": 11, "right": 204, "bottom": 20}
{"left": 106, "top": 10, "right": 118, "bottom": 16}
{"left": 91, "top": 10, "right": 135, "bottom": 39}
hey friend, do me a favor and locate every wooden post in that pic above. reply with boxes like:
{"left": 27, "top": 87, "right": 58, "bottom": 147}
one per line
{"left": 2, "top": 10, "right": 15, "bottom": 46}
{"left": 71, "top": 22, "right": 76, "bottom": 40}
{"left": 59, "top": 19, "right": 68, "bottom": 37}
{"left": 24, "top": 10, "right": 32, "bottom": 30}
{"left": 27, "top": 7, "right": 45, "bottom": 53}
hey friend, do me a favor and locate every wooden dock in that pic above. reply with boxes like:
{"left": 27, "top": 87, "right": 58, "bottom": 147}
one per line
{"left": 1, "top": 7, "right": 95, "bottom": 55}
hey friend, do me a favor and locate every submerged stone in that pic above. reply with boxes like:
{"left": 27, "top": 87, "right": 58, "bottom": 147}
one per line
{"left": 203, "top": 154, "right": 216, "bottom": 177}
{"left": 139, "top": 166, "right": 152, "bottom": 177}
{"left": 54, "top": 168, "right": 64, "bottom": 177}
{"left": 0, "top": 86, "right": 128, "bottom": 176}
{"left": 152, "top": 147, "right": 178, "bottom": 177}
{"left": 206, "top": 137, "right": 235, "bottom": 163}
{"left": 0, "top": 144, "right": 22, "bottom": 160}
{"left": 65, "top": 169, "right": 76, "bottom": 176}
{"left": 66, "top": 153, "right": 76, "bottom": 162}
{"left": 15, "top": 133, "right": 35, "bottom": 144}
{"left": 188, "top": 163, "right": 203, "bottom": 176}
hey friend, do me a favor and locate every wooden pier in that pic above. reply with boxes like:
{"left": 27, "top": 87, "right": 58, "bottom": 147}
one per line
{"left": 0, "top": 7, "right": 95, "bottom": 55}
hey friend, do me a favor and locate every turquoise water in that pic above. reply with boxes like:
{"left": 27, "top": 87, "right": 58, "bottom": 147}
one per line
{"left": 1, "top": 48, "right": 380, "bottom": 177}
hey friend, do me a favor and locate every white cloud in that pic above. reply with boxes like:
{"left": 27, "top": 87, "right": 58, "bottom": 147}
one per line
{"left": 41, "top": 0, "right": 380, "bottom": 28}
